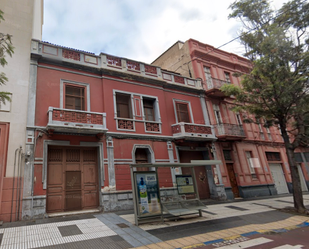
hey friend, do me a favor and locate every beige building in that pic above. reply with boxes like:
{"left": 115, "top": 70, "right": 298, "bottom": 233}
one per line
{"left": 0, "top": 0, "right": 43, "bottom": 222}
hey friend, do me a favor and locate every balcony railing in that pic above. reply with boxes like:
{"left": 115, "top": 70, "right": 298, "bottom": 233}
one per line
{"left": 205, "top": 78, "right": 231, "bottom": 97}
{"left": 47, "top": 107, "right": 107, "bottom": 134}
{"left": 214, "top": 123, "right": 245, "bottom": 139}
{"left": 171, "top": 122, "right": 216, "bottom": 140}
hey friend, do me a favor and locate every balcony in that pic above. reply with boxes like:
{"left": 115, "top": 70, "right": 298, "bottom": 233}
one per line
{"left": 47, "top": 107, "right": 107, "bottom": 134}
{"left": 171, "top": 122, "right": 216, "bottom": 141}
{"left": 205, "top": 78, "right": 230, "bottom": 98}
{"left": 214, "top": 124, "right": 246, "bottom": 140}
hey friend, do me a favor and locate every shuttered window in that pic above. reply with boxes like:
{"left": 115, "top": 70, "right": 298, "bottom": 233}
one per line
{"left": 116, "top": 93, "right": 132, "bottom": 118}
{"left": 176, "top": 103, "right": 190, "bottom": 123}
{"left": 65, "top": 85, "right": 85, "bottom": 110}
{"left": 143, "top": 98, "right": 155, "bottom": 121}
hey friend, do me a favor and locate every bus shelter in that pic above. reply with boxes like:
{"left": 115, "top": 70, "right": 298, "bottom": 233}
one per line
{"left": 130, "top": 160, "right": 221, "bottom": 225}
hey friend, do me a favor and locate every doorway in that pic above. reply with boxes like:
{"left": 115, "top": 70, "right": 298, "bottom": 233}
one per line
{"left": 269, "top": 163, "right": 289, "bottom": 194}
{"left": 226, "top": 163, "right": 240, "bottom": 198}
{"left": 178, "top": 150, "right": 210, "bottom": 199}
{"left": 47, "top": 146, "right": 99, "bottom": 213}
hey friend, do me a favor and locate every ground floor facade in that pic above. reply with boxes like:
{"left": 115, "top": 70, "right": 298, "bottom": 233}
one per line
{"left": 17, "top": 130, "right": 309, "bottom": 220}
{"left": 215, "top": 141, "right": 309, "bottom": 200}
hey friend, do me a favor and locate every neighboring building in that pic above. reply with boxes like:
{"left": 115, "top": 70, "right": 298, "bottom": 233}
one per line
{"left": 0, "top": 0, "right": 43, "bottom": 222}
{"left": 22, "top": 40, "right": 226, "bottom": 219}
{"left": 152, "top": 39, "right": 309, "bottom": 199}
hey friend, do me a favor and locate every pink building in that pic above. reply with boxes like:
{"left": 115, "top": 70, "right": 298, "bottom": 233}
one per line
{"left": 21, "top": 40, "right": 224, "bottom": 220}
{"left": 152, "top": 39, "right": 309, "bottom": 199}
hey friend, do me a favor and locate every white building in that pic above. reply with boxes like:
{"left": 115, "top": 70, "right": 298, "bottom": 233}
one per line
{"left": 0, "top": 0, "right": 43, "bottom": 222}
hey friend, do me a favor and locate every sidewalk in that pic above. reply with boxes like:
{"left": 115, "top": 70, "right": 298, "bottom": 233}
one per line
{"left": 0, "top": 194, "right": 308, "bottom": 249}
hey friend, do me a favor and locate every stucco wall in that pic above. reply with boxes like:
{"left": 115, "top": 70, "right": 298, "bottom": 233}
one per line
{"left": 0, "top": 0, "right": 42, "bottom": 177}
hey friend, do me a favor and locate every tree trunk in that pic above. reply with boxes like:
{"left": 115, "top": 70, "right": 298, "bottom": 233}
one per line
{"left": 282, "top": 130, "right": 307, "bottom": 213}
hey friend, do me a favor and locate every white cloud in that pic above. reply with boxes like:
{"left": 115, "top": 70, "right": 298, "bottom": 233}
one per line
{"left": 43, "top": 0, "right": 287, "bottom": 64}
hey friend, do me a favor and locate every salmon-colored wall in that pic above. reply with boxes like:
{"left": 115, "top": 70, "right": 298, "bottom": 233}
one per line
{"left": 0, "top": 123, "right": 10, "bottom": 220}
{"left": 36, "top": 65, "right": 103, "bottom": 127}
{"left": 113, "top": 139, "right": 173, "bottom": 190}
{"left": 0, "top": 177, "right": 23, "bottom": 222}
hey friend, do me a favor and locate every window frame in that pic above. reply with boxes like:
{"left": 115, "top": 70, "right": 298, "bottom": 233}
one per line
{"left": 224, "top": 72, "right": 231, "bottom": 84}
{"left": 116, "top": 92, "right": 133, "bottom": 119}
{"left": 113, "top": 90, "right": 162, "bottom": 133}
{"left": 245, "top": 151, "right": 258, "bottom": 179}
{"left": 65, "top": 85, "right": 86, "bottom": 111}
{"left": 60, "top": 80, "right": 90, "bottom": 111}
{"left": 173, "top": 99, "right": 194, "bottom": 123}
{"left": 142, "top": 97, "right": 156, "bottom": 121}
{"left": 203, "top": 66, "right": 213, "bottom": 88}
{"left": 213, "top": 104, "right": 223, "bottom": 125}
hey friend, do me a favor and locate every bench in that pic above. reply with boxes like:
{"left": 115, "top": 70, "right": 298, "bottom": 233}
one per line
{"left": 161, "top": 199, "right": 206, "bottom": 217}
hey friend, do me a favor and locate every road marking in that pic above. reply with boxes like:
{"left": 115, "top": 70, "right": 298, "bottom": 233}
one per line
{"left": 271, "top": 245, "right": 304, "bottom": 249}
{"left": 213, "top": 237, "right": 272, "bottom": 248}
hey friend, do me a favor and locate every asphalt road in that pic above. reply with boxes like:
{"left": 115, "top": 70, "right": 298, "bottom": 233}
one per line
{"left": 198, "top": 226, "right": 309, "bottom": 249}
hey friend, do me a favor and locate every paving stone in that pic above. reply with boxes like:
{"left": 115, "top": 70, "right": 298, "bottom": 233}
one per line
{"left": 225, "top": 205, "right": 249, "bottom": 211}
{"left": 58, "top": 225, "right": 83, "bottom": 237}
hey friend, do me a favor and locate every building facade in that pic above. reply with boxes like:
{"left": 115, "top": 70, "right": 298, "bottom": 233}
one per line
{"left": 152, "top": 39, "right": 309, "bottom": 199}
{"left": 22, "top": 40, "right": 227, "bottom": 219}
{"left": 0, "top": 0, "right": 43, "bottom": 222}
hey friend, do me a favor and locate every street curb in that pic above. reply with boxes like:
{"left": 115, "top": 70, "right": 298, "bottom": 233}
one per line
{"left": 176, "top": 219, "right": 309, "bottom": 249}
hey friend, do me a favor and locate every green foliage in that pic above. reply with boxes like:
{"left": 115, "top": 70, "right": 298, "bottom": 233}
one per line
{"left": 224, "top": 0, "right": 309, "bottom": 149}
{"left": 0, "top": 9, "right": 14, "bottom": 105}
{"left": 226, "top": 0, "right": 309, "bottom": 213}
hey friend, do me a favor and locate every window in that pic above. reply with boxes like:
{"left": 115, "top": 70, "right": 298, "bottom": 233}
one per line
{"left": 245, "top": 151, "right": 257, "bottom": 179}
{"left": 257, "top": 120, "right": 265, "bottom": 140}
{"left": 294, "top": 153, "right": 303, "bottom": 163}
{"left": 213, "top": 104, "right": 223, "bottom": 124}
{"left": 236, "top": 113, "right": 242, "bottom": 125}
{"left": 263, "top": 119, "right": 272, "bottom": 140}
{"left": 203, "top": 67, "right": 213, "bottom": 87}
{"left": 224, "top": 72, "right": 231, "bottom": 84}
{"left": 135, "top": 148, "right": 149, "bottom": 163}
{"left": 176, "top": 102, "right": 190, "bottom": 123}
{"left": 65, "top": 85, "right": 85, "bottom": 110}
{"left": 143, "top": 98, "right": 155, "bottom": 121}
{"left": 116, "top": 93, "right": 132, "bottom": 118}
{"left": 265, "top": 152, "right": 281, "bottom": 161}
{"left": 223, "top": 150, "right": 233, "bottom": 161}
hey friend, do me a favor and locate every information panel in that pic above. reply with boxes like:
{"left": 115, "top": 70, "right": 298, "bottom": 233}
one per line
{"left": 176, "top": 175, "right": 195, "bottom": 194}
{"left": 134, "top": 172, "right": 161, "bottom": 217}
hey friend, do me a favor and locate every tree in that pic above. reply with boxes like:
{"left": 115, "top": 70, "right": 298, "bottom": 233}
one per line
{"left": 222, "top": 0, "right": 309, "bottom": 213}
{"left": 0, "top": 9, "right": 14, "bottom": 107}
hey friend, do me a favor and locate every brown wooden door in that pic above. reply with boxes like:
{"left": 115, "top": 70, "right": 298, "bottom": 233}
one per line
{"left": 179, "top": 151, "right": 210, "bottom": 199}
{"left": 226, "top": 163, "right": 240, "bottom": 198}
{"left": 47, "top": 147, "right": 99, "bottom": 213}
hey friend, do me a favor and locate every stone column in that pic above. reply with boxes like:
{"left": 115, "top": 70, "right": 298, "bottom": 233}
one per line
{"left": 211, "top": 142, "right": 227, "bottom": 200}
{"left": 106, "top": 136, "right": 116, "bottom": 190}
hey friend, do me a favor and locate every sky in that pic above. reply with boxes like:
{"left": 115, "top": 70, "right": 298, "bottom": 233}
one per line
{"left": 42, "top": 0, "right": 287, "bottom": 64}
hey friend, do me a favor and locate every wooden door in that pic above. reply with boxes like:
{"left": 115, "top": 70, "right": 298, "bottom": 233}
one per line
{"left": 179, "top": 151, "right": 210, "bottom": 199}
{"left": 83, "top": 149, "right": 99, "bottom": 209}
{"left": 47, "top": 147, "right": 99, "bottom": 213}
{"left": 226, "top": 163, "right": 240, "bottom": 198}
